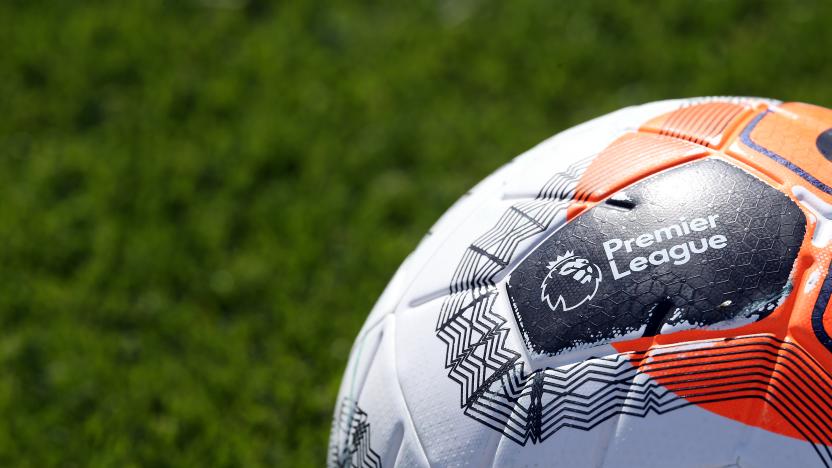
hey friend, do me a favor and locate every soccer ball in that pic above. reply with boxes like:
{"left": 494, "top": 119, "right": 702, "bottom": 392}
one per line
{"left": 329, "top": 97, "right": 832, "bottom": 467}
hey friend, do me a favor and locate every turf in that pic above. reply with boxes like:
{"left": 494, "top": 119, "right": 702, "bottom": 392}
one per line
{"left": 2, "top": 0, "right": 832, "bottom": 466}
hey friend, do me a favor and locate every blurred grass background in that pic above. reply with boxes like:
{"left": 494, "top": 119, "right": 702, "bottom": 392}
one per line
{"left": 2, "top": 0, "right": 832, "bottom": 466}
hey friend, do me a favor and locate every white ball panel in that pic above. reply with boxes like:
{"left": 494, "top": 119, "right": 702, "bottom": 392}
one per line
{"left": 395, "top": 299, "right": 503, "bottom": 467}
{"left": 335, "top": 315, "right": 432, "bottom": 468}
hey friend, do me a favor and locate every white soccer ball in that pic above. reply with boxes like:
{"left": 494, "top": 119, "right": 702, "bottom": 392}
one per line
{"left": 329, "top": 97, "right": 832, "bottom": 467}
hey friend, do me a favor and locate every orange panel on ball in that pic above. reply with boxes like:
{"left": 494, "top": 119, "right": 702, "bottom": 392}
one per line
{"left": 641, "top": 100, "right": 757, "bottom": 149}
{"left": 730, "top": 103, "right": 832, "bottom": 195}
{"left": 573, "top": 132, "right": 709, "bottom": 204}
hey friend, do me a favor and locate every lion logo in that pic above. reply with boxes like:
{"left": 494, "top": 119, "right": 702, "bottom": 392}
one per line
{"left": 540, "top": 251, "right": 602, "bottom": 312}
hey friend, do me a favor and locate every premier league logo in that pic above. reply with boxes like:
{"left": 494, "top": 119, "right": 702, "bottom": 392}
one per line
{"left": 540, "top": 251, "right": 602, "bottom": 312}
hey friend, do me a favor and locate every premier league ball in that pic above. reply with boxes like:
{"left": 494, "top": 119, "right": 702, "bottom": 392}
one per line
{"left": 329, "top": 97, "right": 832, "bottom": 467}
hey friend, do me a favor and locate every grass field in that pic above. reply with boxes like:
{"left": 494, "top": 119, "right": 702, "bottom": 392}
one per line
{"left": 3, "top": 1, "right": 832, "bottom": 466}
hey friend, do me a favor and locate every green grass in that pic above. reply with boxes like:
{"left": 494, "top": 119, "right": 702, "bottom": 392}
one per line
{"left": 2, "top": 0, "right": 832, "bottom": 466}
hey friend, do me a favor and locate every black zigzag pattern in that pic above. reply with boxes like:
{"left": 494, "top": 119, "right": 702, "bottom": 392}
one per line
{"left": 437, "top": 287, "right": 520, "bottom": 407}
{"left": 436, "top": 286, "right": 693, "bottom": 446}
{"left": 463, "top": 353, "right": 687, "bottom": 445}
{"left": 329, "top": 399, "right": 382, "bottom": 468}
{"left": 436, "top": 158, "right": 593, "bottom": 441}
{"left": 447, "top": 158, "right": 591, "bottom": 295}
